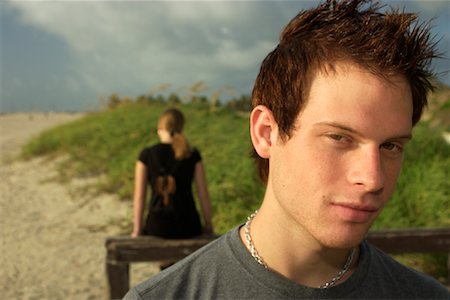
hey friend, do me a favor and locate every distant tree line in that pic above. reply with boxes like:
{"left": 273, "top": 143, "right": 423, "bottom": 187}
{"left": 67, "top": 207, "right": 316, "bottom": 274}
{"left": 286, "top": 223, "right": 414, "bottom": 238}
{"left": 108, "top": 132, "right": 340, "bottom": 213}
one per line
{"left": 101, "top": 81, "right": 252, "bottom": 112}
{"left": 103, "top": 92, "right": 252, "bottom": 112}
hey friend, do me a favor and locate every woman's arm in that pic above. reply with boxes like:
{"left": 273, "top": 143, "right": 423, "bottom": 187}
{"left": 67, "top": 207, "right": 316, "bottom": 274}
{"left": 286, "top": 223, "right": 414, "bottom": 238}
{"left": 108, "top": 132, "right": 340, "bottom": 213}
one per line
{"left": 131, "top": 161, "right": 148, "bottom": 237}
{"left": 194, "top": 161, "right": 214, "bottom": 234}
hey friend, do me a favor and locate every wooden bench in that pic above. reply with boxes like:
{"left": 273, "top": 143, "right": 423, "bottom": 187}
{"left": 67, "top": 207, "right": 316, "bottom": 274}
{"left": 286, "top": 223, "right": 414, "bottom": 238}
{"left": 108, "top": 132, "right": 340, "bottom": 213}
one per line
{"left": 105, "top": 228, "right": 450, "bottom": 299}
{"left": 105, "top": 234, "right": 219, "bottom": 299}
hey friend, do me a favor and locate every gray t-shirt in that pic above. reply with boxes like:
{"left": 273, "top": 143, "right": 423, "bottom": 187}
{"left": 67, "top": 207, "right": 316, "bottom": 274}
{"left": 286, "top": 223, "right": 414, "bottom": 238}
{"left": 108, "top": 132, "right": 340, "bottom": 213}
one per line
{"left": 124, "top": 226, "right": 449, "bottom": 299}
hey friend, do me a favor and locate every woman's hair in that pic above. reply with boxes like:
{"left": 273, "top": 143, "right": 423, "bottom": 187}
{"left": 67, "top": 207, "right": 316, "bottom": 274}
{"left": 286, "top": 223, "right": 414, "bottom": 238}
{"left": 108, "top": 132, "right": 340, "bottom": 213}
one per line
{"left": 251, "top": 0, "right": 438, "bottom": 184}
{"left": 158, "top": 108, "right": 192, "bottom": 160}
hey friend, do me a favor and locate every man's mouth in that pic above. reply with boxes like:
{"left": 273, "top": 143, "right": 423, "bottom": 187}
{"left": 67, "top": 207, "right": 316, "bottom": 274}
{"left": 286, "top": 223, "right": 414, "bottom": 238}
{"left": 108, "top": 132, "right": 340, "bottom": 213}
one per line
{"left": 330, "top": 202, "right": 380, "bottom": 223}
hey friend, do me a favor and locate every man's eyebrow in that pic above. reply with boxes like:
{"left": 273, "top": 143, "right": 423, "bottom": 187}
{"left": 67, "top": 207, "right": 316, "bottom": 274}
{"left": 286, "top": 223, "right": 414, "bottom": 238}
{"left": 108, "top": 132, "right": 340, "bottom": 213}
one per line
{"left": 314, "top": 121, "right": 413, "bottom": 140}
{"left": 314, "top": 122, "right": 359, "bottom": 134}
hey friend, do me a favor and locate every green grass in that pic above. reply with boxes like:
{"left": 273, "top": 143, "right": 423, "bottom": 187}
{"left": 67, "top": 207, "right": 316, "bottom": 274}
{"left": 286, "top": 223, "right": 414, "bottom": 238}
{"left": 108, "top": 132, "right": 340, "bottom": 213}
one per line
{"left": 22, "top": 101, "right": 449, "bottom": 232}
{"left": 22, "top": 100, "right": 449, "bottom": 281}
{"left": 23, "top": 102, "right": 450, "bottom": 233}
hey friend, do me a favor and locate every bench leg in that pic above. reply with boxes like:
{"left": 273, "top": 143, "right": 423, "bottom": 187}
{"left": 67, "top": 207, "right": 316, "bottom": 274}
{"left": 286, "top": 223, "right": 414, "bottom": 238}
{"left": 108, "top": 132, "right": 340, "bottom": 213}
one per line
{"left": 447, "top": 252, "right": 450, "bottom": 287}
{"left": 106, "top": 261, "right": 129, "bottom": 299}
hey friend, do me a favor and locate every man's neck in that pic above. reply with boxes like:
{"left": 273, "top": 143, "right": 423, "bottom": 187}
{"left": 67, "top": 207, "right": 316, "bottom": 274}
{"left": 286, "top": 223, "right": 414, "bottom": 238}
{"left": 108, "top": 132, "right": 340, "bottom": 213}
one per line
{"left": 239, "top": 203, "right": 359, "bottom": 288}
{"left": 159, "top": 137, "right": 172, "bottom": 144}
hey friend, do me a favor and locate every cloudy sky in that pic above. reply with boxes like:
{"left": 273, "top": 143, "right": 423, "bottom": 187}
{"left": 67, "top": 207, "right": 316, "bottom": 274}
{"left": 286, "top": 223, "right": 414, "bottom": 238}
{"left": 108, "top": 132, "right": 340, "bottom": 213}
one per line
{"left": 1, "top": 0, "right": 449, "bottom": 113}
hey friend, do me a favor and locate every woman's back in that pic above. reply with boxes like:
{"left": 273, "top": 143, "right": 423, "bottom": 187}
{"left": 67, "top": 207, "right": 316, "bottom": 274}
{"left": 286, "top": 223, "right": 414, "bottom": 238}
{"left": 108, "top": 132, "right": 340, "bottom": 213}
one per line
{"left": 131, "top": 108, "right": 213, "bottom": 239}
{"left": 139, "top": 143, "right": 203, "bottom": 238}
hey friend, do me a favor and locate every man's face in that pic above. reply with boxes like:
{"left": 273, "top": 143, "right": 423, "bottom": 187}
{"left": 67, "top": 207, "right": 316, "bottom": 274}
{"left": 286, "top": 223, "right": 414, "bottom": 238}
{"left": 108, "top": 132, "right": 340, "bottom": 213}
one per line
{"left": 268, "top": 63, "right": 413, "bottom": 249}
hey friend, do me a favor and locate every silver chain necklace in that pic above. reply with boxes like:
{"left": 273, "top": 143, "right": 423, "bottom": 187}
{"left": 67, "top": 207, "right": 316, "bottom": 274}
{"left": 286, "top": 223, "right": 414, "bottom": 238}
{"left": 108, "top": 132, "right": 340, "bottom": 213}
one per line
{"left": 244, "top": 210, "right": 356, "bottom": 289}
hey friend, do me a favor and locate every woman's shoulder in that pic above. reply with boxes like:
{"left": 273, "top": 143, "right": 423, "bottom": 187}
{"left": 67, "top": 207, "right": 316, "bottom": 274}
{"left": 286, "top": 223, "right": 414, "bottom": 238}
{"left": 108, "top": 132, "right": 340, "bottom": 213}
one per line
{"left": 191, "top": 146, "right": 200, "bottom": 154}
{"left": 139, "top": 144, "right": 156, "bottom": 155}
{"left": 189, "top": 147, "right": 202, "bottom": 162}
{"left": 138, "top": 146, "right": 151, "bottom": 162}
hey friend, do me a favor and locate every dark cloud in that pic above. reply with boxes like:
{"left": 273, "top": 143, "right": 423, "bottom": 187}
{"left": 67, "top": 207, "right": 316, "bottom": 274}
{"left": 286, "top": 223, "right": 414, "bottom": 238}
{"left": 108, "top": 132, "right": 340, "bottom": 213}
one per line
{"left": 2, "top": 0, "right": 448, "bottom": 112}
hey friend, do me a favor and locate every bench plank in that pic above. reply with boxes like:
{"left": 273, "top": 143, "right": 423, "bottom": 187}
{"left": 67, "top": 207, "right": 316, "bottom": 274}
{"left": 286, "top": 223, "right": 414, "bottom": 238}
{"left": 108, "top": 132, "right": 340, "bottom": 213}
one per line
{"left": 367, "top": 227, "right": 450, "bottom": 253}
{"left": 106, "top": 235, "right": 219, "bottom": 263}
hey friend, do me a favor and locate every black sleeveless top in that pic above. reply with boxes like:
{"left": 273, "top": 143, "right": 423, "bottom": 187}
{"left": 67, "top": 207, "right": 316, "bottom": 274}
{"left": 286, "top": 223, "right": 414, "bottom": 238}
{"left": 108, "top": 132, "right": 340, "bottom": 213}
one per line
{"left": 138, "top": 143, "right": 202, "bottom": 238}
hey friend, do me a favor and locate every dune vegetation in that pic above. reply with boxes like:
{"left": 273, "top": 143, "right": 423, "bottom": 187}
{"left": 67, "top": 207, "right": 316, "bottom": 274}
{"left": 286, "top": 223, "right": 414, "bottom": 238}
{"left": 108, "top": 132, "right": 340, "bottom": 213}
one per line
{"left": 22, "top": 86, "right": 449, "bottom": 281}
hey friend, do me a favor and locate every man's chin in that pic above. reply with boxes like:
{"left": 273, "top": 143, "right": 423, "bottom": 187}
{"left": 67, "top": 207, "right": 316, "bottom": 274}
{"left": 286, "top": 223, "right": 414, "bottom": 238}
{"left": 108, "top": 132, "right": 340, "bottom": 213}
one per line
{"left": 316, "top": 225, "right": 370, "bottom": 249}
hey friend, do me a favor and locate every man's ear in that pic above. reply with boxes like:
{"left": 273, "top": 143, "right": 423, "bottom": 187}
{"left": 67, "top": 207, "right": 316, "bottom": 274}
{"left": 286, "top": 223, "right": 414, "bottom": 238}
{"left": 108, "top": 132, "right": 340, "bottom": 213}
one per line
{"left": 250, "top": 105, "right": 277, "bottom": 159}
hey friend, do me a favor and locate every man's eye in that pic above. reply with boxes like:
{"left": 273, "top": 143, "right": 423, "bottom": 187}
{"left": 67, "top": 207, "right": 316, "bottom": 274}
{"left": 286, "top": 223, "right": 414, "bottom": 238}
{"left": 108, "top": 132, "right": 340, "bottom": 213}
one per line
{"left": 326, "top": 134, "right": 354, "bottom": 147}
{"left": 381, "top": 142, "right": 403, "bottom": 153}
{"left": 328, "top": 134, "right": 344, "bottom": 141}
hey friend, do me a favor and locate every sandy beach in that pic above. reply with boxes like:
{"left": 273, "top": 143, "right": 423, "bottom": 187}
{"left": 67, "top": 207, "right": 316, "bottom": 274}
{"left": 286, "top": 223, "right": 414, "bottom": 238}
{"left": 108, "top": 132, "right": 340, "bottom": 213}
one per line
{"left": 0, "top": 113, "right": 157, "bottom": 299}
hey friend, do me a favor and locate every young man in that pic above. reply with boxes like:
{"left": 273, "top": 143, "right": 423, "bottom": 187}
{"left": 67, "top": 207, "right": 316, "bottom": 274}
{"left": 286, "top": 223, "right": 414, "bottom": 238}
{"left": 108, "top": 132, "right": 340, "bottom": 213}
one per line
{"left": 124, "top": 0, "right": 449, "bottom": 298}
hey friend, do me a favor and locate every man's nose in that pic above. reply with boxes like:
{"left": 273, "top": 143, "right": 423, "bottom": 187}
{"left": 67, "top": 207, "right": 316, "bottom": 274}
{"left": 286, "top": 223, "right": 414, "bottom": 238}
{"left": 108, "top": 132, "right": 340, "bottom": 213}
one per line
{"left": 348, "top": 146, "right": 384, "bottom": 194}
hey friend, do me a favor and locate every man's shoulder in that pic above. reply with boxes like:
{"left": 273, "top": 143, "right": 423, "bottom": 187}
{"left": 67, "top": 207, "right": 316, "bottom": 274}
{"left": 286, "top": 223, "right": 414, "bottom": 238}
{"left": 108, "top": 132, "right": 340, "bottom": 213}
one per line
{"left": 123, "top": 230, "right": 235, "bottom": 300}
{"left": 364, "top": 241, "right": 449, "bottom": 298}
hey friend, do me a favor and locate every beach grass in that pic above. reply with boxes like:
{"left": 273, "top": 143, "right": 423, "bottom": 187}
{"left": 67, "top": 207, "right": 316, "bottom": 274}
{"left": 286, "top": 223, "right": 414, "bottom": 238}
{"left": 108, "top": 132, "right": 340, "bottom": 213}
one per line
{"left": 22, "top": 100, "right": 449, "bottom": 232}
{"left": 21, "top": 96, "right": 449, "bottom": 281}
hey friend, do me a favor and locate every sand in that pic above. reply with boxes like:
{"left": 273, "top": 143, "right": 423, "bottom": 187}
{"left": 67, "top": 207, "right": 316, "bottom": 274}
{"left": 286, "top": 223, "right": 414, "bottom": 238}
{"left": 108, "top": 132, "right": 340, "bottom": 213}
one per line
{"left": 0, "top": 113, "right": 158, "bottom": 300}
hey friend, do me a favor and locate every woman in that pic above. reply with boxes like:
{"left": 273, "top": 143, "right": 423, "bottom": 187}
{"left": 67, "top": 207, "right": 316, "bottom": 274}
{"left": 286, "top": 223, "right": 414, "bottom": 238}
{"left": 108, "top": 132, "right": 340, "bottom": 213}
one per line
{"left": 131, "top": 108, "right": 213, "bottom": 238}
